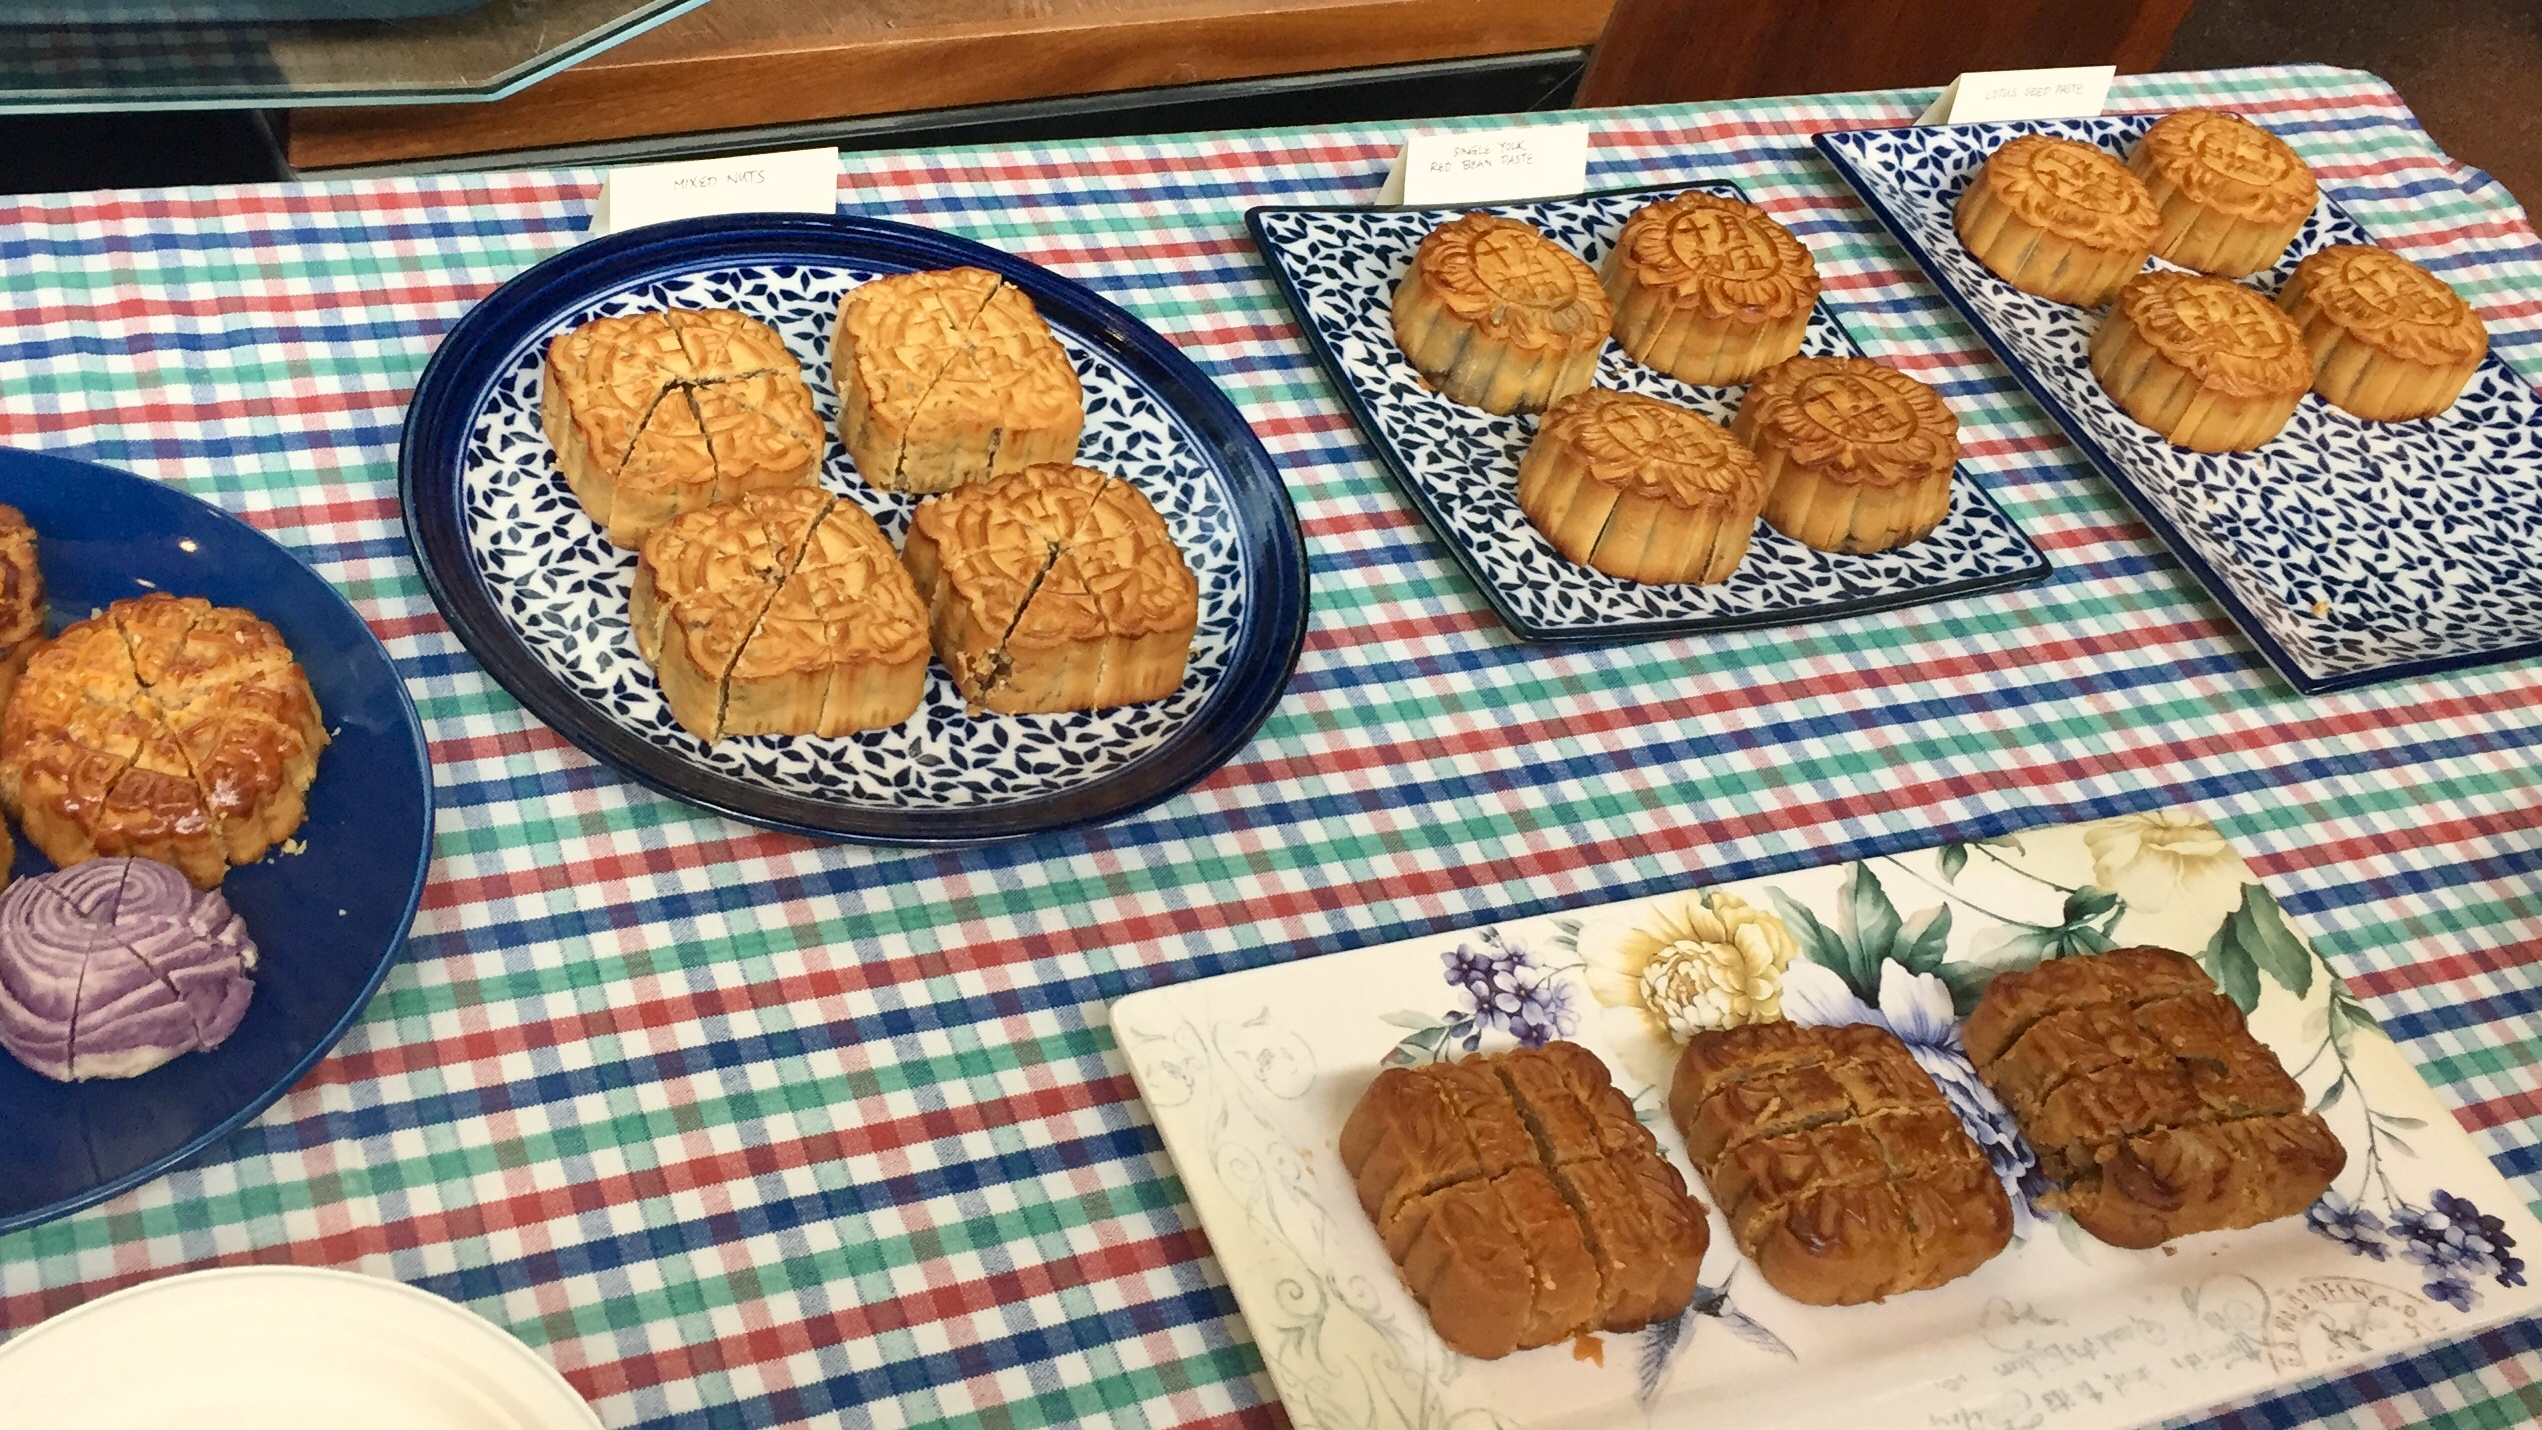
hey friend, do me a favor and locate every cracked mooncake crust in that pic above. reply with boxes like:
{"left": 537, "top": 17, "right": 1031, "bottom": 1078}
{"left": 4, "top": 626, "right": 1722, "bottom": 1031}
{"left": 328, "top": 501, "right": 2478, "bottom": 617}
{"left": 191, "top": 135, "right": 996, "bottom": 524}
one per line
{"left": 1670, "top": 1020, "right": 2012, "bottom": 1306}
{"left": 1391, "top": 213, "right": 1612, "bottom": 415}
{"left": 2277, "top": 244, "right": 2489, "bottom": 421}
{"left": 1955, "top": 135, "right": 2161, "bottom": 307}
{"left": 2127, "top": 109, "right": 2319, "bottom": 278}
{"left": 543, "top": 308, "right": 823, "bottom": 549}
{"left": 1600, "top": 191, "right": 1819, "bottom": 386}
{"left": 1733, "top": 355, "right": 1960, "bottom": 554}
{"left": 1340, "top": 1042, "right": 1710, "bottom": 1359}
{"left": 1966, "top": 946, "right": 2346, "bottom": 1249}
{"left": 902, "top": 464, "right": 1198, "bottom": 715}
{"left": 0, "top": 504, "right": 45, "bottom": 728}
{"left": 835, "top": 267, "right": 1085, "bottom": 495}
{"left": 1517, "top": 388, "right": 1767, "bottom": 584}
{"left": 2090, "top": 270, "right": 2313, "bottom": 452}
{"left": 0, "top": 593, "right": 327, "bottom": 889}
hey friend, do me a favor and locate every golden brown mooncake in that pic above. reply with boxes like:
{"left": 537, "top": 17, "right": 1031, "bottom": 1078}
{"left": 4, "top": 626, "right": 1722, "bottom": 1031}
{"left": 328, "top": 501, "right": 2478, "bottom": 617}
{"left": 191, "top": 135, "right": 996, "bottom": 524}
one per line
{"left": 0, "top": 593, "right": 326, "bottom": 888}
{"left": 1391, "top": 213, "right": 1611, "bottom": 415}
{"left": 1732, "top": 355, "right": 1960, "bottom": 554}
{"left": 1516, "top": 388, "right": 1767, "bottom": 584}
{"left": 2090, "top": 270, "right": 2312, "bottom": 452}
{"left": 543, "top": 308, "right": 823, "bottom": 549}
{"left": 1600, "top": 192, "right": 1820, "bottom": 385}
{"left": 2127, "top": 109, "right": 2319, "bottom": 278}
{"left": 1669, "top": 1020, "right": 2011, "bottom": 1306}
{"left": 903, "top": 464, "right": 1197, "bottom": 715}
{"left": 0, "top": 503, "right": 45, "bottom": 717}
{"left": 722, "top": 501, "right": 931, "bottom": 738}
{"left": 631, "top": 487, "right": 830, "bottom": 742}
{"left": 1955, "top": 135, "right": 2161, "bottom": 307}
{"left": 2277, "top": 244, "right": 2489, "bottom": 421}
{"left": 835, "top": 268, "right": 1084, "bottom": 495}
{"left": 1965, "top": 946, "right": 2346, "bottom": 1249}
{"left": 1341, "top": 1043, "right": 1710, "bottom": 1359}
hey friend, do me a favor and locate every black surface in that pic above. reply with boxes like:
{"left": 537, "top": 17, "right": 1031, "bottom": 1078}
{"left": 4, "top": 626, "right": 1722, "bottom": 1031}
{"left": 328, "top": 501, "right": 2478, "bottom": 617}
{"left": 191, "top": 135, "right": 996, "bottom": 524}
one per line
{"left": 0, "top": 109, "right": 289, "bottom": 194}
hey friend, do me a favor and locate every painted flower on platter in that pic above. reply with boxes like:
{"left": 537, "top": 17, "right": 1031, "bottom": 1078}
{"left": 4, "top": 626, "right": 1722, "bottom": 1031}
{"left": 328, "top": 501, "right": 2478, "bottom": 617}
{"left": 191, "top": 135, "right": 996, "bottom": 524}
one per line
{"left": 1579, "top": 890, "right": 1798, "bottom": 1087}
{"left": 2082, "top": 810, "right": 2249, "bottom": 952}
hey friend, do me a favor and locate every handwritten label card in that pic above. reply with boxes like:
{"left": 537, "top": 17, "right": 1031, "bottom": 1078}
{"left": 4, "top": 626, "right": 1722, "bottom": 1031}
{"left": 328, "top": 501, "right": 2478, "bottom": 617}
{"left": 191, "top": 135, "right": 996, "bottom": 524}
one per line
{"left": 591, "top": 147, "right": 840, "bottom": 237}
{"left": 1377, "top": 124, "right": 1589, "bottom": 206}
{"left": 1916, "top": 65, "right": 2116, "bottom": 125}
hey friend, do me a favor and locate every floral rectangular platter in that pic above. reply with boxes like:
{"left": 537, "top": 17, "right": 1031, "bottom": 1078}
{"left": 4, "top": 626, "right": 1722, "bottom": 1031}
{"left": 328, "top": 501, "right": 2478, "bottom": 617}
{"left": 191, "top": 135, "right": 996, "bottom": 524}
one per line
{"left": 1247, "top": 183, "right": 2051, "bottom": 643}
{"left": 1111, "top": 808, "right": 2541, "bottom": 1430}
{"left": 1816, "top": 117, "right": 2542, "bottom": 693}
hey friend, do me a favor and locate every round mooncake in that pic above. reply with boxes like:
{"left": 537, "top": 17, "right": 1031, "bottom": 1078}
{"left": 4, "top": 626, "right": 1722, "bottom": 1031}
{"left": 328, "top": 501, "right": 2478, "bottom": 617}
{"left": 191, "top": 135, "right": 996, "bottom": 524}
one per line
{"left": 1391, "top": 213, "right": 1612, "bottom": 414}
{"left": 1955, "top": 135, "right": 2161, "bottom": 307}
{"left": 1600, "top": 192, "right": 1820, "bottom": 386}
{"left": 1732, "top": 356, "right": 1959, "bottom": 554}
{"left": 2127, "top": 109, "right": 2318, "bottom": 278}
{"left": 2276, "top": 243, "right": 2488, "bottom": 422}
{"left": 2090, "top": 270, "right": 2312, "bottom": 452}
{"left": 1516, "top": 388, "right": 1768, "bottom": 584}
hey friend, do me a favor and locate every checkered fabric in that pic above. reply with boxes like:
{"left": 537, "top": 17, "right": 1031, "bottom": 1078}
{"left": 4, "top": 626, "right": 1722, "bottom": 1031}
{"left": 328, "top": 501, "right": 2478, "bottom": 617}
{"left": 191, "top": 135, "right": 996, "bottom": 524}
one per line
{"left": 0, "top": 64, "right": 2536, "bottom": 1430}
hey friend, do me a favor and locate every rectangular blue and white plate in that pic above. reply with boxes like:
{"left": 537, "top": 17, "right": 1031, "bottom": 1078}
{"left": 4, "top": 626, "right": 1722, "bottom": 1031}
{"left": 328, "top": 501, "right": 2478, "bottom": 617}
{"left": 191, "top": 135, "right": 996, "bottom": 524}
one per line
{"left": 1248, "top": 183, "right": 2052, "bottom": 644}
{"left": 1817, "top": 117, "right": 2542, "bottom": 693}
{"left": 1112, "top": 806, "right": 2542, "bottom": 1430}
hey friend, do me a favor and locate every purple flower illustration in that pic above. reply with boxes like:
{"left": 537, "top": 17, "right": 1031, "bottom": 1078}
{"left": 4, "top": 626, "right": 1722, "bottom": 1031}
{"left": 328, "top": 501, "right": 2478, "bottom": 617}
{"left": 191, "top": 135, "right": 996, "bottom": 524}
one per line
{"left": 1440, "top": 930, "right": 1576, "bottom": 1049}
{"left": 2304, "top": 1190, "right": 2388, "bottom": 1261}
{"left": 2332, "top": 1188, "right": 2527, "bottom": 1311}
{"left": 2424, "top": 1275, "right": 2476, "bottom": 1313}
{"left": 1782, "top": 959, "right": 2047, "bottom": 1236}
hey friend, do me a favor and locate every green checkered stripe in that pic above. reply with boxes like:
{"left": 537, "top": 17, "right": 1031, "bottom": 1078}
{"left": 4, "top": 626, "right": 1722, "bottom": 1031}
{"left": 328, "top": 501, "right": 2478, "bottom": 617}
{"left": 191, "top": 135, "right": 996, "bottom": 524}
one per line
{"left": 0, "top": 63, "right": 2535, "bottom": 1430}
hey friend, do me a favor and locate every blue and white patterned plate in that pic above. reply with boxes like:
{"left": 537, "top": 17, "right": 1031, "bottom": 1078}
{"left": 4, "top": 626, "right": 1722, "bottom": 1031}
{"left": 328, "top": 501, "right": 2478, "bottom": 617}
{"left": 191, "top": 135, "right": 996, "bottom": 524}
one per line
{"left": 1247, "top": 183, "right": 2051, "bottom": 643}
{"left": 1818, "top": 117, "right": 2542, "bottom": 693}
{"left": 401, "top": 215, "right": 1308, "bottom": 845}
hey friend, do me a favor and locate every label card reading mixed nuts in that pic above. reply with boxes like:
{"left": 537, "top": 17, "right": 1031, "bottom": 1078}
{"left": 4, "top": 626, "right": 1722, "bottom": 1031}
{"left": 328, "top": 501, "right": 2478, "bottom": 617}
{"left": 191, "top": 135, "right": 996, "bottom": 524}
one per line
{"left": 590, "top": 147, "right": 841, "bottom": 237}
{"left": 1378, "top": 123, "right": 1590, "bottom": 206}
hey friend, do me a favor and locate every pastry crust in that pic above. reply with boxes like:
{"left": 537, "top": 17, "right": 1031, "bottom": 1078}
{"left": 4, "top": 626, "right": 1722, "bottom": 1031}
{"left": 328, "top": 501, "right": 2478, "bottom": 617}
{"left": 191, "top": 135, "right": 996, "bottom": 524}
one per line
{"left": 0, "top": 593, "right": 326, "bottom": 888}
{"left": 904, "top": 464, "right": 1197, "bottom": 714}
{"left": 2090, "top": 270, "right": 2312, "bottom": 451}
{"left": 2277, "top": 244, "right": 2489, "bottom": 421}
{"left": 1341, "top": 1043, "right": 1709, "bottom": 1359}
{"left": 1600, "top": 192, "right": 1819, "bottom": 385}
{"left": 723, "top": 501, "right": 931, "bottom": 738}
{"left": 836, "top": 268, "right": 1085, "bottom": 494}
{"left": 1955, "top": 135, "right": 2161, "bottom": 307}
{"left": 631, "top": 487, "right": 828, "bottom": 741}
{"left": 2127, "top": 109, "right": 2318, "bottom": 278}
{"left": 1391, "top": 213, "right": 1612, "bottom": 414}
{"left": 0, "top": 504, "right": 45, "bottom": 720}
{"left": 1966, "top": 946, "right": 2346, "bottom": 1249}
{"left": 544, "top": 308, "right": 824, "bottom": 549}
{"left": 1733, "top": 355, "right": 1960, "bottom": 553}
{"left": 1669, "top": 1021, "right": 2012, "bottom": 1305}
{"left": 1517, "top": 388, "right": 1767, "bottom": 583}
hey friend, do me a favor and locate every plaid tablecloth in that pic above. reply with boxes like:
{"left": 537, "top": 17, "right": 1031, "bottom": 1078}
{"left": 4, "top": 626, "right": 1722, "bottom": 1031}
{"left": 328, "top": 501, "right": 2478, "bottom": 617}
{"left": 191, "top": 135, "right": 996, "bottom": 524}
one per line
{"left": 2, "top": 62, "right": 2537, "bottom": 1430}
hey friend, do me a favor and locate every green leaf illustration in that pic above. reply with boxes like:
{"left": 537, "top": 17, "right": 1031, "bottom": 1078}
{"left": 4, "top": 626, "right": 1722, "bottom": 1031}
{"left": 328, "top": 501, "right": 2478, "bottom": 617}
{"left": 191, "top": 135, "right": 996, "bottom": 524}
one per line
{"left": 2200, "top": 918, "right": 2261, "bottom": 1013}
{"left": 1938, "top": 844, "right": 1970, "bottom": 883}
{"left": 1548, "top": 917, "right": 1583, "bottom": 952}
{"left": 2063, "top": 885, "right": 2121, "bottom": 926}
{"left": 1379, "top": 1009, "right": 1441, "bottom": 1029}
{"left": 1763, "top": 886, "right": 1875, "bottom": 1004}
{"left": 1940, "top": 924, "right": 2060, "bottom": 1016}
{"left": 2058, "top": 923, "right": 2117, "bottom": 957}
{"left": 2235, "top": 887, "right": 2313, "bottom": 1000}
{"left": 1842, "top": 863, "right": 1904, "bottom": 971}
{"left": 1896, "top": 903, "right": 1954, "bottom": 978}
{"left": 2312, "top": 1077, "right": 2346, "bottom": 1115}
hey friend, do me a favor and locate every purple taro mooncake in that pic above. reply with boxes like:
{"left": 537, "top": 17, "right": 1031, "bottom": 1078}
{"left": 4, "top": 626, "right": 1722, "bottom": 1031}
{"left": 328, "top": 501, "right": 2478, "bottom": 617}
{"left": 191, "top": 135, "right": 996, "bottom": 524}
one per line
{"left": 0, "top": 858, "right": 258, "bottom": 1081}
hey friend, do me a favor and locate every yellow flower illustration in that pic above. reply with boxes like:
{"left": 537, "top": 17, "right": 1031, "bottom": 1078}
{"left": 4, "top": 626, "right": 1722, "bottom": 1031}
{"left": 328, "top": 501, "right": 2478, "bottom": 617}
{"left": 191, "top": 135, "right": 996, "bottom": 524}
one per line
{"left": 1581, "top": 890, "right": 1797, "bottom": 1087}
{"left": 2083, "top": 809, "right": 2250, "bottom": 952}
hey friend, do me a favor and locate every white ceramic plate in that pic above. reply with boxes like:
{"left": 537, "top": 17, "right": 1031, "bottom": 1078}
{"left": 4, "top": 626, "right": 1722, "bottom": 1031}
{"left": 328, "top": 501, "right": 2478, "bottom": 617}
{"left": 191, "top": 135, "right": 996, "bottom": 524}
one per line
{"left": 1112, "top": 807, "right": 2542, "bottom": 1430}
{"left": 0, "top": 1266, "right": 601, "bottom": 1430}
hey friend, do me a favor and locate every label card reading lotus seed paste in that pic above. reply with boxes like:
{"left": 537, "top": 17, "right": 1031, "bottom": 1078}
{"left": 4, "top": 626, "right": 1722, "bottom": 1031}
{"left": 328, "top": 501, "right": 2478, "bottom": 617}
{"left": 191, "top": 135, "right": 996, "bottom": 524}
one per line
{"left": 1378, "top": 124, "right": 1589, "bottom": 206}
{"left": 1916, "top": 65, "right": 2114, "bottom": 125}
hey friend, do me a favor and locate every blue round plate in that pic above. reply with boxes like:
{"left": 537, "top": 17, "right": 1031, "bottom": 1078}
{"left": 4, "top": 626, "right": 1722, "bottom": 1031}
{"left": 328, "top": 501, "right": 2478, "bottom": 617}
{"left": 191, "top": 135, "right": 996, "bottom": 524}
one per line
{"left": 400, "top": 215, "right": 1308, "bottom": 846}
{"left": 0, "top": 448, "right": 435, "bottom": 1236}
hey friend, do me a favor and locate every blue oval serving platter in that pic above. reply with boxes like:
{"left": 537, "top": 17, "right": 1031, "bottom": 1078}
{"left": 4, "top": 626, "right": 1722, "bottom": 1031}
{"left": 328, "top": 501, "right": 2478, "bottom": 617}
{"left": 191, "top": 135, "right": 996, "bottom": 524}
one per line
{"left": 400, "top": 214, "right": 1309, "bottom": 845}
{"left": 0, "top": 447, "right": 435, "bottom": 1236}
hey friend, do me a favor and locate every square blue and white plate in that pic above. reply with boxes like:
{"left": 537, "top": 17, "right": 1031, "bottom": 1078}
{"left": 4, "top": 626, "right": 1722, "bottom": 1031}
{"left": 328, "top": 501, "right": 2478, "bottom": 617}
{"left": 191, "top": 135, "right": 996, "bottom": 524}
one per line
{"left": 1248, "top": 183, "right": 2052, "bottom": 644}
{"left": 1818, "top": 116, "right": 2542, "bottom": 694}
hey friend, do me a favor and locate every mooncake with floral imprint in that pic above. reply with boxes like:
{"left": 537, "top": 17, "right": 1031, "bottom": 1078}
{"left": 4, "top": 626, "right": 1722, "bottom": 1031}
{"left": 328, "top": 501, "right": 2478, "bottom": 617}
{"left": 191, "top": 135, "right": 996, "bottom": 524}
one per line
{"left": 835, "top": 267, "right": 1084, "bottom": 494}
{"left": 2126, "top": 109, "right": 2318, "bottom": 278}
{"left": 1600, "top": 191, "right": 1819, "bottom": 385}
{"left": 1517, "top": 388, "right": 1767, "bottom": 584}
{"left": 631, "top": 487, "right": 831, "bottom": 741}
{"left": 722, "top": 500, "right": 931, "bottom": 737}
{"left": 0, "top": 858, "right": 256, "bottom": 1082}
{"left": 1391, "top": 213, "right": 1612, "bottom": 414}
{"left": 1733, "top": 355, "right": 1959, "bottom": 554}
{"left": 2276, "top": 243, "right": 2489, "bottom": 421}
{"left": 1955, "top": 135, "right": 2161, "bottom": 307}
{"left": 0, "top": 503, "right": 43, "bottom": 725}
{"left": 2090, "top": 270, "right": 2312, "bottom": 451}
